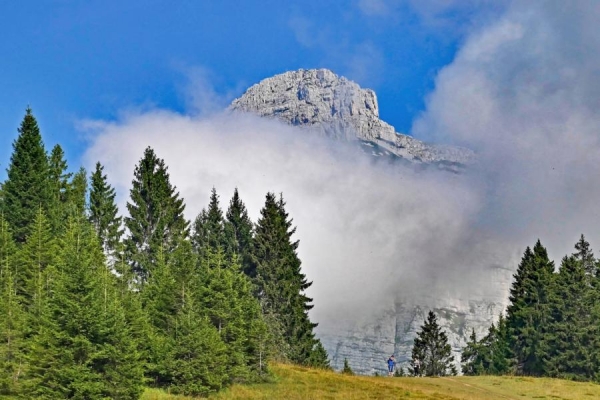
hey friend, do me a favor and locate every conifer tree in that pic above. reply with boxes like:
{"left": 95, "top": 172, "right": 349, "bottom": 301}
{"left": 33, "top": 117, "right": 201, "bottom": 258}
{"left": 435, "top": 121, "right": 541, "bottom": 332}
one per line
{"left": 225, "top": 188, "right": 254, "bottom": 275}
{"left": 410, "top": 311, "right": 455, "bottom": 377}
{"left": 66, "top": 167, "right": 88, "bottom": 217}
{"left": 47, "top": 144, "right": 72, "bottom": 234}
{"left": 573, "top": 234, "right": 597, "bottom": 279}
{"left": 0, "top": 214, "right": 17, "bottom": 279}
{"left": 23, "top": 216, "right": 144, "bottom": 399}
{"left": 168, "top": 293, "right": 229, "bottom": 397}
{"left": 342, "top": 358, "right": 354, "bottom": 375}
{"left": 197, "top": 248, "right": 269, "bottom": 382}
{"left": 16, "top": 207, "right": 56, "bottom": 307}
{"left": 251, "top": 193, "right": 326, "bottom": 366}
{"left": 125, "top": 147, "right": 189, "bottom": 283}
{"left": 544, "top": 254, "right": 594, "bottom": 379}
{"left": 89, "top": 162, "right": 123, "bottom": 263}
{"left": 0, "top": 215, "right": 23, "bottom": 394}
{"left": 2, "top": 108, "right": 50, "bottom": 243}
{"left": 307, "top": 341, "right": 331, "bottom": 369}
{"left": 505, "top": 241, "right": 554, "bottom": 375}
{"left": 461, "top": 329, "right": 481, "bottom": 376}
{"left": 192, "top": 188, "right": 228, "bottom": 258}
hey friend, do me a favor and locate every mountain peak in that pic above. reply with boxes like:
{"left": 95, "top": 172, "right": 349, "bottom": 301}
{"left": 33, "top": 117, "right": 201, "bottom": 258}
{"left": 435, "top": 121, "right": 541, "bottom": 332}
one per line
{"left": 231, "top": 69, "right": 474, "bottom": 166}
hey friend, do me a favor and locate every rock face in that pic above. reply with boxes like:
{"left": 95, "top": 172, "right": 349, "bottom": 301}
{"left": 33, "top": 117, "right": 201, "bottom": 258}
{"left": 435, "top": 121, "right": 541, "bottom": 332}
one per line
{"left": 319, "top": 265, "right": 513, "bottom": 375}
{"left": 230, "top": 69, "right": 474, "bottom": 166}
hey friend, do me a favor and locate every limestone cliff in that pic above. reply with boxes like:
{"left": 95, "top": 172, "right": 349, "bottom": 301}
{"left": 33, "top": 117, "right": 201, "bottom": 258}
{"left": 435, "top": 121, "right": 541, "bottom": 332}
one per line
{"left": 230, "top": 69, "right": 474, "bottom": 166}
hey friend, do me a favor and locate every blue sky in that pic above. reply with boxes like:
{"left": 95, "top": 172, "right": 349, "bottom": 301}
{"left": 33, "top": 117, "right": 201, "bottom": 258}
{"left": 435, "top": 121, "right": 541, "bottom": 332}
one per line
{"left": 0, "top": 1, "right": 501, "bottom": 173}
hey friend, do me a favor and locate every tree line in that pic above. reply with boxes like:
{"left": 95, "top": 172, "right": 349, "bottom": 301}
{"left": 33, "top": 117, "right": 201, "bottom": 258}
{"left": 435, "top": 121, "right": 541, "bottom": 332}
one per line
{"left": 462, "top": 236, "right": 600, "bottom": 381}
{"left": 0, "top": 108, "right": 329, "bottom": 399}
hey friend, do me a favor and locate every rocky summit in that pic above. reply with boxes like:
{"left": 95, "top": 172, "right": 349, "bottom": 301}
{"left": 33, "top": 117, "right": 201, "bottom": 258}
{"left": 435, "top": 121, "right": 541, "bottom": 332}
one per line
{"left": 230, "top": 68, "right": 474, "bottom": 167}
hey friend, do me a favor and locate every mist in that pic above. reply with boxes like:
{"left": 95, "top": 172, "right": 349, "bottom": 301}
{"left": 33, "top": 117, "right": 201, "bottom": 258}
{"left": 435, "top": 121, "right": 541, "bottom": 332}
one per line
{"left": 83, "top": 1, "right": 600, "bottom": 333}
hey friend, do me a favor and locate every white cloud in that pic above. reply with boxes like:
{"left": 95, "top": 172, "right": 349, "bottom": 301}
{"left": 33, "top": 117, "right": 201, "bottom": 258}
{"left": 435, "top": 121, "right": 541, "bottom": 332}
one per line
{"left": 412, "top": 0, "right": 600, "bottom": 260}
{"left": 83, "top": 110, "right": 511, "bottom": 331}
{"left": 82, "top": 0, "right": 600, "bottom": 336}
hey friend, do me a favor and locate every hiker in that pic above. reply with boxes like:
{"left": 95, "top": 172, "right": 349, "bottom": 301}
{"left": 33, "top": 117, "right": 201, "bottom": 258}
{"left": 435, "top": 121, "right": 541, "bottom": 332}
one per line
{"left": 413, "top": 359, "right": 420, "bottom": 377}
{"left": 387, "top": 355, "right": 396, "bottom": 377}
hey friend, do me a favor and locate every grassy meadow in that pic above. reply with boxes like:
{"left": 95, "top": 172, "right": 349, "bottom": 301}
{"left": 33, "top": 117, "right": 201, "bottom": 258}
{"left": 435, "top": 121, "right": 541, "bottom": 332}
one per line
{"left": 140, "top": 363, "right": 600, "bottom": 399}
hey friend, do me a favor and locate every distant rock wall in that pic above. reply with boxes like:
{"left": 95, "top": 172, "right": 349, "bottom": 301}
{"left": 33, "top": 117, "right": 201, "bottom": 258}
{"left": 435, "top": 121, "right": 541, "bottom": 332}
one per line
{"left": 230, "top": 69, "right": 475, "bottom": 165}
{"left": 319, "top": 265, "right": 513, "bottom": 375}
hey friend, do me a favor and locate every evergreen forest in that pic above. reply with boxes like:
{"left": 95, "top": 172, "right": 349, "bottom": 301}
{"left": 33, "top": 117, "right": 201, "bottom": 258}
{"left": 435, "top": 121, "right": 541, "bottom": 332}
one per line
{"left": 461, "top": 237, "right": 600, "bottom": 381}
{"left": 0, "top": 109, "right": 329, "bottom": 399}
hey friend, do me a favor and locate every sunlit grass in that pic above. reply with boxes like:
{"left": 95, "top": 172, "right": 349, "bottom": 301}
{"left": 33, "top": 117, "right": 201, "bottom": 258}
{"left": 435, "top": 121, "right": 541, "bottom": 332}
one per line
{"left": 144, "top": 364, "right": 600, "bottom": 400}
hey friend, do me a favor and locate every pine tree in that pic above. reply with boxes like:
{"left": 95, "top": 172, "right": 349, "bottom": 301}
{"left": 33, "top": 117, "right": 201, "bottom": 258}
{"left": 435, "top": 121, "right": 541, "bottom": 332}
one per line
{"left": 89, "top": 162, "right": 123, "bottom": 264}
{"left": 341, "top": 358, "right": 354, "bottom": 375}
{"left": 251, "top": 193, "right": 325, "bottom": 366}
{"left": 306, "top": 341, "right": 331, "bottom": 369}
{"left": 410, "top": 311, "right": 455, "bottom": 377}
{"left": 124, "top": 147, "right": 189, "bottom": 283}
{"left": 461, "top": 329, "right": 481, "bottom": 375}
{"left": 2, "top": 108, "right": 50, "bottom": 243}
{"left": 197, "top": 248, "right": 269, "bottom": 382}
{"left": 16, "top": 207, "right": 56, "bottom": 307}
{"left": 505, "top": 241, "right": 554, "bottom": 375}
{"left": 0, "top": 263, "right": 26, "bottom": 394}
{"left": 544, "top": 255, "right": 594, "bottom": 379}
{"left": 225, "top": 188, "right": 254, "bottom": 275}
{"left": 574, "top": 234, "right": 597, "bottom": 278}
{"left": 0, "top": 215, "right": 24, "bottom": 394}
{"left": 394, "top": 367, "right": 405, "bottom": 377}
{"left": 168, "top": 294, "right": 229, "bottom": 397}
{"left": 192, "top": 188, "right": 228, "bottom": 258}
{"left": 47, "top": 144, "right": 72, "bottom": 234}
{"left": 66, "top": 167, "right": 88, "bottom": 217}
{"left": 0, "top": 213, "right": 17, "bottom": 279}
{"left": 23, "top": 216, "right": 144, "bottom": 399}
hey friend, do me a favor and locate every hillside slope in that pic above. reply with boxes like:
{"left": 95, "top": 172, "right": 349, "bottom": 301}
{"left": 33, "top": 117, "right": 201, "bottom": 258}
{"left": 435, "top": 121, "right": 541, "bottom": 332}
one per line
{"left": 142, "top": 364, "right": 600, "bottom": 400}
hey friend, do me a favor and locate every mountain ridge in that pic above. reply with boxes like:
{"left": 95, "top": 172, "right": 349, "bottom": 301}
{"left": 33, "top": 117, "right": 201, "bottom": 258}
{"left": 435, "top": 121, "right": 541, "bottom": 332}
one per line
{"left": 230, "top": 68, "right": 474, "bottom": 168}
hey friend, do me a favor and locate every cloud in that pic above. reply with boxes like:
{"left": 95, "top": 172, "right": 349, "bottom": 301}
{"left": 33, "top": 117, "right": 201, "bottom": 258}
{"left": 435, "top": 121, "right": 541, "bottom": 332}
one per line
{"left": 287, "top": 15, "right": 386, "bottom": 87}
{"left": 173, "top": 65, "right": 241, "bottom": 117}
{"left": 412, "top": 0, "right": 600, "bottom": 260}
{"left": 357, "top": 0, "right": 390, "bottom": 16}
{"left": 83, "top": 0, "right": 600, "bottom": 338}
{"left": 83, "top": 109, "right": 513, "bottom": 331}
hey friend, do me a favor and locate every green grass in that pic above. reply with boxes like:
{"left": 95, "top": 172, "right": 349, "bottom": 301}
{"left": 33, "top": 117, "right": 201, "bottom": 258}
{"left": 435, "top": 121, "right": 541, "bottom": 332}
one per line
{"left": 141, "top": 364, "right": 600, "bottom": 399}
{"left": 6, "top": 365, "right": 600, "bottom": 399}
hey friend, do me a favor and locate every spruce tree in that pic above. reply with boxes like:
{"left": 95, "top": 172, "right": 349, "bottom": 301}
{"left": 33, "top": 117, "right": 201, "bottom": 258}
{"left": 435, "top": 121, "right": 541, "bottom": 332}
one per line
{"left": 251, "top": 193, "right": 326, "bottom": 366}
{"left": 544, "top": 255, "right": 594, "bottom": 379}
{"left": 505, "top": 241, "right": 554, "bottom": 375}
{"left": 573, "top": 234, "right": 598, "bottom": 280}
{"left": 192, "top": 188, "right": 228, "bottom": 258}
{"left": 2, "top": 108, "right": 50, "bottom": 243}
{"left": 410, "top": 311, "right": 455, "bottom": 377}
{"left": 89, "top": 162, "right": 123, "bottom": 264}
{"left": 461, "top": 329, "right": 481, "bottom": 376}
{"left": 168, "top": 294, "right": 229, "bottom": 397}
{"left": 0, "top": 215, "right": 23, "bottom": 395}
{"left": 197, "top": 248, "right": 269, "bottom": 382}
{"left": 23, "top": 216, "right": 144, "bottom": 399}
{"left": 124, "top": 147, "right": 189, "bottom": 283}
{"left": 47, "top": 144, "right": 72, "bottom": 234}
{"left": 225, "top": 188, "right": 254, "bottom": 275}
{"left": 342, "top": 358, "right": 354, "bottom": 375}
{"left": 66, "top": 167, "right": 88, "bottom": 217}
{"left": 16, "top": 207, "right": 56, "bottom": 307}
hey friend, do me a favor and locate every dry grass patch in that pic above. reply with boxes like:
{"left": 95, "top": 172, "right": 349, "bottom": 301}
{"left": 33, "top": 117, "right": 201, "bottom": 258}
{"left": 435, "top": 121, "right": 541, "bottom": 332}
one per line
{"left": 141, "top": 364, "right": 600, "bottom": 400}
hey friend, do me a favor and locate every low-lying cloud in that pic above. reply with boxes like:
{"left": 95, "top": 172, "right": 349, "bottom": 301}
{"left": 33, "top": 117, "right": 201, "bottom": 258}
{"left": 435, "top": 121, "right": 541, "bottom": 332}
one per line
{"left": 83, "top": 111, "right": 510, "bottom": 331}
{"left": 84, "top": 0, "right": 600, "bottom": 333}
